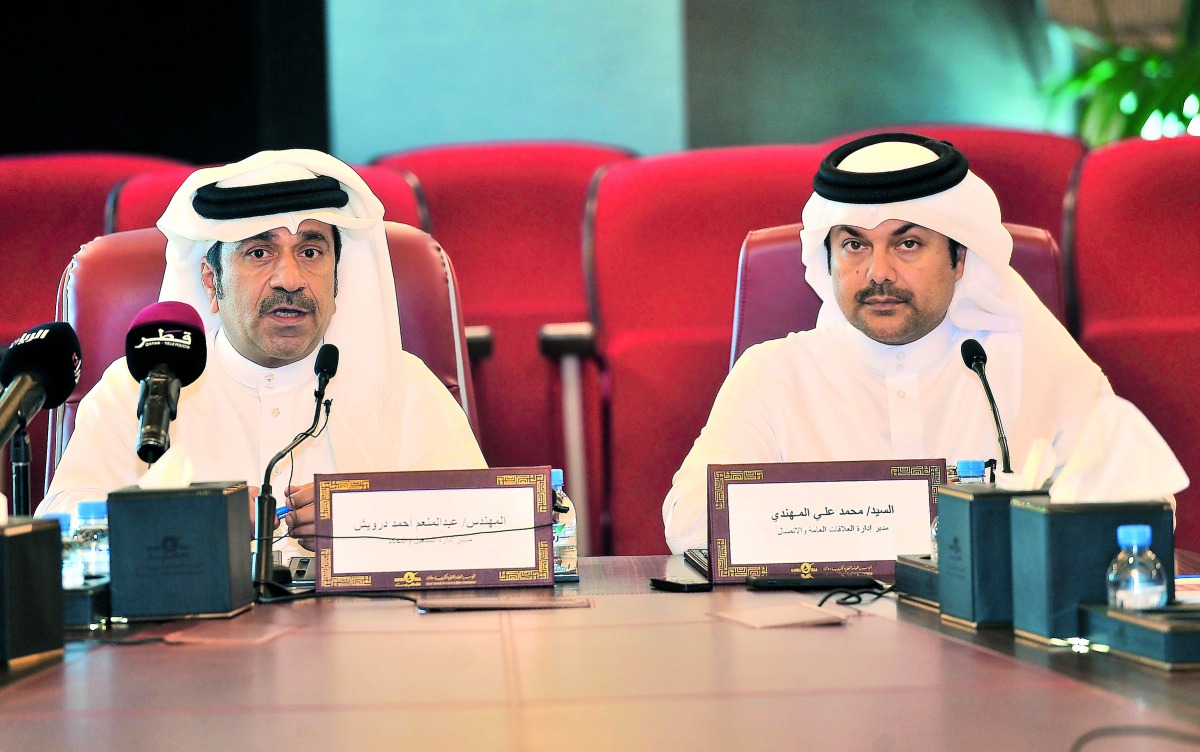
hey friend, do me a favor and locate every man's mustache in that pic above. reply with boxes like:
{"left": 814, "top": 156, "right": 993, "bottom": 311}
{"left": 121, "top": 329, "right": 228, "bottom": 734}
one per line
{"left": 259, "top": 290, "right": 317, "bottom": 315}
{"left": 856, "top": 283, "right": 913, "bottom": 304}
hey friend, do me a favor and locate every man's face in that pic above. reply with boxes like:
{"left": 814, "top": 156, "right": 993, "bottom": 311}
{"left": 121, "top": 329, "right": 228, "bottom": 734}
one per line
{"left": 200, "top": 219, "right": 338, "bottom": 367}
{"left": 830, "top": 219, "right": 964, "bottom": 345}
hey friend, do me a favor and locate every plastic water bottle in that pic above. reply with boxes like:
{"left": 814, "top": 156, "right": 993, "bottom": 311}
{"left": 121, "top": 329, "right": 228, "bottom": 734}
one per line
{"left": 956, "top": 459, "right": 986, "bottom": 484}
{"left": 550, "top": 469, "right": 578, "bottom": 580}
{"left": 929, "top": 515, "right": 939, "bottom": 564}
{"left": 48, "top": 513, "right": 85, "bottom": 588}
{"left": 74, "top": 501, "right": 110, "bottom": 578}
{"left": 1106, "top": 524, "right": 1167, "bottom": 610}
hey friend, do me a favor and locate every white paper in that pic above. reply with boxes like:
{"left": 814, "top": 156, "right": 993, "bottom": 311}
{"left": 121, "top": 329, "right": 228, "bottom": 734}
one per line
{"left": 726, "top": 479, "right": 931, "bottom": 565}
{"left": 330, "top": 486, "right": 537, "bottom": 573}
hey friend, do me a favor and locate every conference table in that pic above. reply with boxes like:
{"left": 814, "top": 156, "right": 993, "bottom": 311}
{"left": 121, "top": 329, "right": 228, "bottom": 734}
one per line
{"left": 2, "top": 556, "right": 1200, "bottom": 751}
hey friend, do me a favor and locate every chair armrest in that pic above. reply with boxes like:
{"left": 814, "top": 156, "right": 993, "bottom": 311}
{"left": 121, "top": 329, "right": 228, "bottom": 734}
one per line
{"left": 464, "top": 325, "right": 494, "bottom": 363}
{"left": 538, "top": 321, "right": 596, "bottom": 359}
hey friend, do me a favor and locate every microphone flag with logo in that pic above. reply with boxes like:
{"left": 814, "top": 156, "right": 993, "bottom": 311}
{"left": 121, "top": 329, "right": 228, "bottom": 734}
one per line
{"left": 125, "top": 302, "right": 206, "bottom": 464}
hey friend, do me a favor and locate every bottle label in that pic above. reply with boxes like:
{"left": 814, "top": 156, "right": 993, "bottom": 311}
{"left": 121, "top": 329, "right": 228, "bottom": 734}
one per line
{"left": 1114, "top": 585, "right": 1167, "bottom": 610}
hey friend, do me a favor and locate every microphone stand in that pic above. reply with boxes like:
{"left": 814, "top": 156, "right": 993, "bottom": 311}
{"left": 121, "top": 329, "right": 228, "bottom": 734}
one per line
{"left": 967, "top": 362, "right": 1012, "bottom": 475}
{"left": 253, "top": 375, "right": 332, "bottom": 600}
{"left": 10, "top": 422, "right": 29, "bottom": 517}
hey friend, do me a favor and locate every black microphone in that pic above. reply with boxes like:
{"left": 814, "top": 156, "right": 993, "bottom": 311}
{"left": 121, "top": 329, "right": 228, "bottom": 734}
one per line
{"left": 0, "top": 323, "right": 82, "bottom": 514}
{"left": 125, "top": 302, "right": 207, "bottom": 464}
{"left": 960, "top": 338, "right": 1012, "bottom": 474}
{"left": 0, "top": 322, "right": 82, "bottom": 445}
{"left": 253, "top": 343, "right": 338, "bottom": 597}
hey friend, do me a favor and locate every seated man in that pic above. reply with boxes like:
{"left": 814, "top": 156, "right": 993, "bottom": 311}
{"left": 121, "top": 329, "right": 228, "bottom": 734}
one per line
{"left": 662, "top": 132, "right": 1186, "bottom": 553}
{"left": 39, "top": 149, "right": 485, "bottom": 556}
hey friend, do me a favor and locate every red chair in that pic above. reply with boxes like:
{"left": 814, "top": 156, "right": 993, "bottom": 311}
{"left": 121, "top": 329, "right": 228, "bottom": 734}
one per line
{"left": 106, "top": 164, "right": 428, "bottom": 232}
{"left": 0, "top": 153, "right": 188, "bottom": 349}
{"left": 0, "top": 152, "right": 188, "bottom": 513}
{"left": 731, "top": 222, "right": 1067, "bottom": 364}
{"left": 1069, "top": 136, "right": 1200, "bottom": 549}
{"left": 585, "top": 145, "right": 828, "bottom": 554}
{"left": 825, "top": 125, "right": 1085, "bottom": 250}
{"left": 49, "top": 223, "right": 478, "bottom": 487}
{"left": 374, "top": 141, "right": 634, "bottom": 549}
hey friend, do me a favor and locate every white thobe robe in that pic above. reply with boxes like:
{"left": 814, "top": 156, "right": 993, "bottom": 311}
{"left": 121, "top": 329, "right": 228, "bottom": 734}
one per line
{"left": 40, "top": 330, "right": 485, "bottom": 560}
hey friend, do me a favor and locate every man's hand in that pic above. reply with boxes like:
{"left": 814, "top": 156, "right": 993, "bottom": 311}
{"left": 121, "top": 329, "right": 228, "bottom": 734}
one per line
{"left": 283, "top": 483, "right": 317, "bottom": 552}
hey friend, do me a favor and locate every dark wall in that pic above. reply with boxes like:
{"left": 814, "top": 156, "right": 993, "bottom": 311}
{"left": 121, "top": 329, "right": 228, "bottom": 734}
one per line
{"left": 6, "top": 2, "right": 328, "bottom": 164}
{"left": 684, "top": 0, "right": 1063, "bottom": 147}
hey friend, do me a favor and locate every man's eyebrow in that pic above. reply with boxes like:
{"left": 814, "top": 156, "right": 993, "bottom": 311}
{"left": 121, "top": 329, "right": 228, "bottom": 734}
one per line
{"left": 235, "top": 230, "right": 278, "bottom": 247}
{"left": 831, "top": 225, "right": 866, "bottom": 238}
{"left": 297, "top": 229, "right": 332, "bottom": 243}
{"left": 889, "top": 223, "right": 919, "bottom": 237}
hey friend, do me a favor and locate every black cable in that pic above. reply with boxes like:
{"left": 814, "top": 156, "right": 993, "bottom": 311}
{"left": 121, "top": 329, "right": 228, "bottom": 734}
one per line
{"left": 818, "top": 584, "right": 895, "bottom": 607}
{"left": 301, "top": 520, "right": 556, "bottom": 545}
{"left": 1070, "top": 725, "right": 1200, "bottom": 751}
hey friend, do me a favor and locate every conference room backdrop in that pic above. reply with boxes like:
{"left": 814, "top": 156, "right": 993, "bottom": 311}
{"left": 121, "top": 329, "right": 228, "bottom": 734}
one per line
{"left": 9, "top": 0, "right": 1072, "bottom": 164}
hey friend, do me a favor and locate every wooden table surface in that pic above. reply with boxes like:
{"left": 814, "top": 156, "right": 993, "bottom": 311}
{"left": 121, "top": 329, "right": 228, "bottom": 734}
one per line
{"left": 1, "top": 555, "right": 1199, "bottom": 751}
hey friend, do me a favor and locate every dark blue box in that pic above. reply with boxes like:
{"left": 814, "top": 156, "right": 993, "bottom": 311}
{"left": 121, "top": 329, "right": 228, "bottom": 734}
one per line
{"left": 107, "top": 481, "right": 253, "bottom": 621}
{"left": 894, "top": 554, "right": 939, "bottom": 610}
{"left": 0, "top": 517, "right": 63, "bottom": 667}
{"left": 1010, "top": 499, "right": 1175, "bottom": 642}
{"left": 1080, "top": 604, "right": 1200, "bottom": 670}
{"left": 937, "top": 485, "right": 1046, "bottom": 628}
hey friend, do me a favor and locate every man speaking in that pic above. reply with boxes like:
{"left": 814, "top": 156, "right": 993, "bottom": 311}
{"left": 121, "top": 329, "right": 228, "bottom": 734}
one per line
{"left": 662, "top": 132, "right": 1186, "bottom": 553}
{"left": 39, "top": 150, "right": 485, "bottom": 557}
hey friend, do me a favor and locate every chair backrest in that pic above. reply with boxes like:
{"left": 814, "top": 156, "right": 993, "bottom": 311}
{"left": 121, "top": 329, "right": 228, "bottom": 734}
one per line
{"left": 823, "top": 125, "right": 1086, "bottom": 250}
{"left": 106, "top": 164, "right": 428, "bottom": 233}
{"left": 374, "top": 141, "right": 634, "bottom": 472}
{"left": 583, "top": 144, "right": 828, "bottom": 554}
{"left": 0, "top": 152, "right": 188, "bottom": 350}
{"left": 731, "top": 222, "right": 1067, "bottom": 364}
{"left": 1068, "top": 136, "right": 1200, "bottom": 551}
{"left": 48, "top": 222, "right": 477, "bottom": 488}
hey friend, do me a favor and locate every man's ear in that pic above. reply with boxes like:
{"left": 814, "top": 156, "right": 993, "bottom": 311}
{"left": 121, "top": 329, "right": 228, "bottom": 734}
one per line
{"left": 954, "top": 249, "right": 966, "bottom": 282}
{"left": 200, "top": 259, "right": 221, "bottom": 313}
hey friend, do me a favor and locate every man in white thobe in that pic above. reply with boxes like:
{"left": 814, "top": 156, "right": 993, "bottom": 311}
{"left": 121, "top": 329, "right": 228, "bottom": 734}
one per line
{"left": 662, "top": 133, "right": 1186, "bottom": 554}
{"left": 39, "top": 150, "right": 485, "bottom": 559}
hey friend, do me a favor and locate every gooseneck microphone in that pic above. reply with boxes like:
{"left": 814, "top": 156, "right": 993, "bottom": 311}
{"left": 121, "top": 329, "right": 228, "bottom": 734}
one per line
{"left": 125, "top": 302, "right": 207, "bottom": 464}
{"left": 0, "top": 323, "right": 83, "bottom": 515}
{"left": 253, "top": 343, "right": 338, "bottom": 597}
{"left": 960, "top": 338, "right": 1012, "bottom": 474}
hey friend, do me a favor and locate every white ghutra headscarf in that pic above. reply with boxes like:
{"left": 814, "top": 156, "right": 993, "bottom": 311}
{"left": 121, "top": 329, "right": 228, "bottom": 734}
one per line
{"left": 155, "top": 149, "right": 408, "bottom": 470}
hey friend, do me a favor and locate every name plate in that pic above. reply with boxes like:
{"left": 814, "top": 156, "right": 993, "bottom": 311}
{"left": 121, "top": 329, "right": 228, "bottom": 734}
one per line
{"left": 706, "top": 459, "right": 944, "bottom": 583}
{"left": 314, "top": 467, "right": 554, "bottom": 592}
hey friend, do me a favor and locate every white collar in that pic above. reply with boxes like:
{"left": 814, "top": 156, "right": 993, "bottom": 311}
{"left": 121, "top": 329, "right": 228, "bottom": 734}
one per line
{"left": 842, "top": 316, "right": 957, "bottom": 376}
{"left": 214, "top": 328, "right": 318, "bottom": 392}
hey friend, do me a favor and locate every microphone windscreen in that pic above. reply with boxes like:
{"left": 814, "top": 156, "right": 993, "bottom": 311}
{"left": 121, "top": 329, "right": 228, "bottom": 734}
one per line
{"left": 960, "top": 338, "right": 987, "bottom": 370}
{"left": 315, "top": 343, "right": 339, "bottom": 378}
{"left": 0, "top": 322, "right": 83, "bottom": 409}
{"left": 125, "top": 302, "right": 207, "bottom": 386}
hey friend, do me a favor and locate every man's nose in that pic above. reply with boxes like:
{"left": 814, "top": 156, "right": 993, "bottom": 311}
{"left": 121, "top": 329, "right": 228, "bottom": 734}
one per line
{"left": 867, "top": 249, "right": 896, "bottom": 284}
{"left": 269, "top": 253, "right": 305, "bottom": 291}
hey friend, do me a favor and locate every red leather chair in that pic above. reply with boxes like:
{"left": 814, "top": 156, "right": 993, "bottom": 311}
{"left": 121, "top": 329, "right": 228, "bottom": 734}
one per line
{"left": 106, "top": 164, "right": 428, "bottom": 232}
{"left": 824, "top": 125, "right": 1086, "bottom": 250}
{"left": 48, "top": 223, "right": 477, "bottom": 488}
{"left": 0, "top": 153, "right": 188, "bottom": 348}
{"left": 0, "top": 152, "right": 189, "bottom": 512}
{"left": 584, "top": 145, "right": 828, "bottom": 554}
{"left": 1069, "top": 136, "right": 1200, "bottom": 550}
{"left": 731, "top": 222, "right": 1067, "bottom": 364}
{"left": 374, "top": 141, "right": 634, "bottom": 552}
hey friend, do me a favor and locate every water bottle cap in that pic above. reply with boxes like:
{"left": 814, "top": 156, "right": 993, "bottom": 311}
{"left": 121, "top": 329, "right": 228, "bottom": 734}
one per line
{"left": 956, "top": 459, "right": 986, "bottom": 477}
{"left": 44, "top": 513, "right": 72, "bottom": 532}
{"left": 550, "top": 468, "right": 564, "bottom": 489}
{"left": 1116, "top": 524, "right": 1152, "bottom": 548}
{"left": 77, "top": 500, "right": 108, "bottom": 520}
